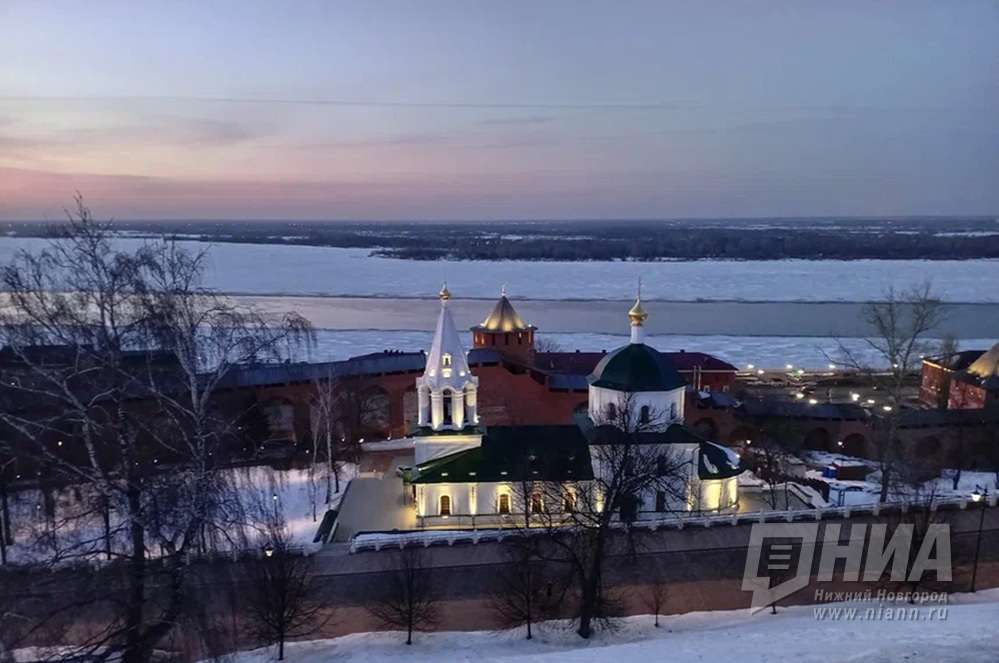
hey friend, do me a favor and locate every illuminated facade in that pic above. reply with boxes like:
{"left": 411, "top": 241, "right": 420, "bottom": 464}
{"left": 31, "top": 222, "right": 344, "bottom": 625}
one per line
{"left": 404, "top": 289, "right": 744, "bottom": 529}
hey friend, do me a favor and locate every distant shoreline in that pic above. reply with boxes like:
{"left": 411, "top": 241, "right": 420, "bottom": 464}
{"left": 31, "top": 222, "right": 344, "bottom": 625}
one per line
{"left": 2, "top": 216, "right": 998, "bottom": 262}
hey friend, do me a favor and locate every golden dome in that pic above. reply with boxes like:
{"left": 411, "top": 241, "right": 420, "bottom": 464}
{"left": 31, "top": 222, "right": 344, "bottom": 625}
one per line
{"left": 439, "top": 283, "right": 451, "bottom": 301}
{"left": 475, "top": 292, "right": 532, "bottom": 332}
{"left": 628, "top": 297, "right": 648, "bottom": 326}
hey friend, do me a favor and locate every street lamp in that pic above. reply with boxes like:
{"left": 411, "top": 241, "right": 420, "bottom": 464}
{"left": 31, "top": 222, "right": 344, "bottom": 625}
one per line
{"left": 263, "top": 543, "right": 275, "bottom": 558}
{"left": 970, "top": 487, "right": 988, "bottom": 593}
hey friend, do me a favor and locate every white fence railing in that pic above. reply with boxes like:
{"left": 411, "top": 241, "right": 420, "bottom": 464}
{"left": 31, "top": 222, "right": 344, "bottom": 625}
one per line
{"left": 349, "top": 494, "right": 997, "bottom": 554}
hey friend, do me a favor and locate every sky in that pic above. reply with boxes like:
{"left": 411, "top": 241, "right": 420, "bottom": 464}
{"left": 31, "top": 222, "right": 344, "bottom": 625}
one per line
{"left": 0, "top": 1, "right": 997, "bottom": 221}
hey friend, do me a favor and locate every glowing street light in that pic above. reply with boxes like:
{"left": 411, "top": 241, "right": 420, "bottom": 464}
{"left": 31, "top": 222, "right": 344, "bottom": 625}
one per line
{"left": 850, "top": 393, "right": 861, "bottom": 402}
{"left": 882, "top": 405, "right": 893, "bottom": 412}
{"left": 747, "top": 364, "right": 755, "bottom": 370}
{"left": 794, "top": 392, "right": 805, "bottom": 400}
{"left": 808, "top": 398, "right": 818, "bottom": 405}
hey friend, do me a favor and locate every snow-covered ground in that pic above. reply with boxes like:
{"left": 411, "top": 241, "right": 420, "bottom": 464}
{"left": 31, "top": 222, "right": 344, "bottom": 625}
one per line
{"left": 801, "top": 451, "right": 999, "bottom": 507}
{"left": 224, "top": 463, "right": 358, "bottom": 548}
{"left": 304, "top": 329, "right": 997, "bottom": 370}
{"left": 0, "top": 238, "right": 996, "bottom": 302}
{"left": 202, "top": 590, "right": 999, "bottom": 663}
{"left": 1, "top": 464, "right": 356, "bottom": 565}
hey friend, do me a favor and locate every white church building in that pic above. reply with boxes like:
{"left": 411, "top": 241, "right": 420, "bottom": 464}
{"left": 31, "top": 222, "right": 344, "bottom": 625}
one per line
{"left": 402, "top": 285, "right": 743, "bottom": 529}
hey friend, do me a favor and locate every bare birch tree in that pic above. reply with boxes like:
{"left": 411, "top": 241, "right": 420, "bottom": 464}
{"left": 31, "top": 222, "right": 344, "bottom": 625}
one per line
{"left": 831, "top": 283, "right": 944, "bottom": 502}
{"left": 0, "top": 197, "right": 311, "bottom": 663}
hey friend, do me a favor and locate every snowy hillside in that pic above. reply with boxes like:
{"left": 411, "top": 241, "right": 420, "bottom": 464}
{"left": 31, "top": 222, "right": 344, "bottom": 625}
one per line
{"left": 212, "top": 589, "right": 999, "bottom": 663}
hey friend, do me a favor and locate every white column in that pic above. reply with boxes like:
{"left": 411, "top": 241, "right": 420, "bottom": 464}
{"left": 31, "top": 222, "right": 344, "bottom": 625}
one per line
{"left": 466, "top": 385, "right": 478, "bottom": 424}
{"left": 451, "top": 389, "right": 465, "bottom": 429}
{"left": 630, "top": 323, "right": 645, "bottom": 344}
{"left": 417, "top": 386, "right": 429, "bottom": 426}
{"left": 430, "top": 391, "right": 443, "bottom": 430}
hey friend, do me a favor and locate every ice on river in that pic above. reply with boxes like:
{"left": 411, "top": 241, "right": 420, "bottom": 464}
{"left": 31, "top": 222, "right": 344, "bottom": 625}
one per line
{"left": 0, "top": 237, "right": 995, "bottom": 302}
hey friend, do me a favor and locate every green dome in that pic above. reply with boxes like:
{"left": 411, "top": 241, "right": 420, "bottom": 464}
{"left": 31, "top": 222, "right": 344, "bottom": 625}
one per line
{"left": 588, "top": 343, "right": 686, "bottom": 392}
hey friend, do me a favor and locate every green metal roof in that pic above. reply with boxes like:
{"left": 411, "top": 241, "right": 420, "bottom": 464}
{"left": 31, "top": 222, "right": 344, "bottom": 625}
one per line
{"left": 406, "top": 425, "right": 593, "bottom": 484}
{"left": 588, "top": 343, "right": 686, "bottom": 392}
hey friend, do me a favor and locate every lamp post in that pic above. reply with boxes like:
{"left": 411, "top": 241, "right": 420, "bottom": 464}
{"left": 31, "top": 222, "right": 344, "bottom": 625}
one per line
{"left": 263, "top": 543, "right": 275, "bottom": 559}
{"left": 970, "top": 487, "right": 988, "bottom": 593}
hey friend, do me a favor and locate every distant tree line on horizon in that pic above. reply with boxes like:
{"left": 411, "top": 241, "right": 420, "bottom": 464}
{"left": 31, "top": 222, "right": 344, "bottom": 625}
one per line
{"left": 4, "top": 217, "right": 998, "bottom": 262}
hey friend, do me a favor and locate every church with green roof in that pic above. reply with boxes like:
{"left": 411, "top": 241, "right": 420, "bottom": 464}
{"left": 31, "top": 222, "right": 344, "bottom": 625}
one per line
{"left": 402, "top": 286, "right": 745, "bottom": 529}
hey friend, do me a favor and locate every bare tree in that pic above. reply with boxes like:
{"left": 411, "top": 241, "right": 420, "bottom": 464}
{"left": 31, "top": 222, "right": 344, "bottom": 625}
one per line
{"left": 244, "top": 527, "right": 328, "bottom": 661}
{"left": 366, "top": 546, "right": 439, "bottom": 645}
{"left": 309, "top": 370, "right": 344, "bottom": 515}
{"left": 641, "top": 570, "right": 669, "bottom": 627}
{"left": 330, "top": 375, "right": 382, "bottom": 453}
{"left": 936, "top": 334, "right": 960, "bottom": 357}
{"left": 831, "top": 283, "right": 944, "bottom": 502}
{"left": 515, "top": 394, "right": 690, "bottom": 639}
{"left": 745, "top": 418, "right": 803, "bottom": 510}
{"left": 533, "top": 336, "right": 563, "bottom": 353}
{"left": 490, "top": 540, "right": 553, "bottom": 640}
{"left": 0, "top": 197, "right": 310, "bottom": 663}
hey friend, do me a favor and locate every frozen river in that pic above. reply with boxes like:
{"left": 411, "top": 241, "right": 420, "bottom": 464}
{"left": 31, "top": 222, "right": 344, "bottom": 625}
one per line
{"left": 240, "top": 295, "right": 999, "bottom": 338}
{"left": 1, "top": 236, "right": 995, "bottom": 367}
{"left": 0, "top": 237, "right": 997, "bottom": 302}
{"left": 304, "top": 329, "right": 997, "bottom": 370}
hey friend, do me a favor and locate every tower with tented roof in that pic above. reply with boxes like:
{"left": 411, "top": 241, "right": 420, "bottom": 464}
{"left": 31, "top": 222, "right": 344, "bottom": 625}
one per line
{"left": 470, "top": 286, "right": 537, "bottom": 362}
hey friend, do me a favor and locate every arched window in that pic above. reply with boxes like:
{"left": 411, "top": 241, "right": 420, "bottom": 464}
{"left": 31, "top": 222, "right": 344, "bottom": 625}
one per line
{"left": 439, "top": 494, "right": 451, "bottom": 517}
{"left": 442, "top": 353, "right": 452, "bottom": 367}
{"left": 640, "top": 405, "right": 650, "bottom": 424}
{"left": 498, "top": 493, "right": 511, "bottom": 515}
{"left": 563, "top": 490, "right": 576, "bottom": 513}
{"left": 606, "top": 402, "right": 617, "bottom": 421}
{"left": 531, "top": 493, "right": 543, "bottom": 515}
{"left": 670, "top": 402, "right": 677, "bottom": 420}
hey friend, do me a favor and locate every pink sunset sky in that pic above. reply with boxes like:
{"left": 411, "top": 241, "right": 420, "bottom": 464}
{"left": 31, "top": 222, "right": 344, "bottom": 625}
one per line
{"left": 1, "top": 1, "right": 997, "bottom": 221}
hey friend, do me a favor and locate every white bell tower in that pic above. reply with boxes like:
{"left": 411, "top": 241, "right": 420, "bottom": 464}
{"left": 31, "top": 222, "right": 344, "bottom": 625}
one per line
{"left": 416, "top": 283, "right": 480, "bottom": 432}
